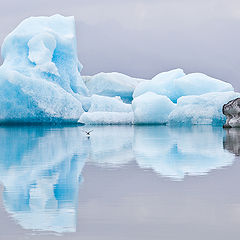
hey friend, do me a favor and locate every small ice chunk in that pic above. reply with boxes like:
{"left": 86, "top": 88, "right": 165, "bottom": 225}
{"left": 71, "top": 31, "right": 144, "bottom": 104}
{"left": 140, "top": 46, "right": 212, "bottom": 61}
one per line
{"left": 83, "top": 72, "right": 146, "bottom": 102}
{"left": 88, "top": 95, "right": 132, "bottom": 113}
{"left": 132, "top": 92, "right": 176, "bottom": 124}
{"left": 79, "top": 112, "right": 134, "bottom": 125}
{"left": 133, "top": 69, "right": 186, "bottom": 101}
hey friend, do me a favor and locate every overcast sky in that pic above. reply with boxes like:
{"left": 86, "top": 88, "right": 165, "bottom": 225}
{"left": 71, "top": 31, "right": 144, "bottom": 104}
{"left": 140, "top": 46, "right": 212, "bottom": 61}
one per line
{"left": 0, "top": 0, "right": 240, "bottom": 89}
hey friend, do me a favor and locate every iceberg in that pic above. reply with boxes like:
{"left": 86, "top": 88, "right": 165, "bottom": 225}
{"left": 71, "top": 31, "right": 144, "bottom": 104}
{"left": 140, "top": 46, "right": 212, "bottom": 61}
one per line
{"left": 133, "top": 69, "right": 234, "bottom": 103}
{"left": 79, "top": 112, "right": 134, "bottom": 125}
{"left": 0, "top": 14, "right": 88, "bottom": 123}
{"left": 169, "top": 91, "right": 240, "bottom": 125}
{"left": 133, "top": 69, "right": 185, "bottom": 101}
{"left": 83, "top": 72, "right": 146, "bottom": 103}
{"left": 88, "top": 95, "right": 132, "bottom": 113}
{"left": 0, "top": 15, "right": 237, "bottom": 125}
{"left": 132, "top": 92, "right": 176, "bottom": 124}
{"left": 79, "top": 94, "right": 134, "bottom": 125}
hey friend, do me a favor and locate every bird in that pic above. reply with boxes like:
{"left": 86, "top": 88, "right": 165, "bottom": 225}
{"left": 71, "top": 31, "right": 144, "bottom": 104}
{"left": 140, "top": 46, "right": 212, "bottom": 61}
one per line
{"left": 82, "top": 129, "right": 93, "bottom": 137}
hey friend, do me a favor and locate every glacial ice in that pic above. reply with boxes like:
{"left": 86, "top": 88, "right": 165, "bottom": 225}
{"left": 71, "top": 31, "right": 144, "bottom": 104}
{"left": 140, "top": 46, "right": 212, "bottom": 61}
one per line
{"left": 88, "top": 95, "right": 132, "bottom": 113}
{"left": 79, "top": 112, "right": 134, "bottom": 125}
{"left": 132, "top": 92, "right": 176, "bottom": 124}
{"left": 133, "top": 69, "right": 185, "bottom": 101}
{"left": 133, "top": 69, "right": 234, "bottom": 103}
{"left": 0, "top": 14, "right": 238, "bottom": 125}
{"left": 0, "top": 14, "right": 87, "bottom": 123}
{"left": 79, "top": 94, "right": 134, "bottom": 125}
{"left": 169, "top": 91, "right": 240, "bottom": 125}
{"left": 83, "top": 72, "right": 146, "bottom": 103}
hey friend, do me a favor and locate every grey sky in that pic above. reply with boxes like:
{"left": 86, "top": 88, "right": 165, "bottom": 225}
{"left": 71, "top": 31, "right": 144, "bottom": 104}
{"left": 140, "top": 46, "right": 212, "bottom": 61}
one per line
{"left": 0, "top": 0, "right": 240, "bottom": 89}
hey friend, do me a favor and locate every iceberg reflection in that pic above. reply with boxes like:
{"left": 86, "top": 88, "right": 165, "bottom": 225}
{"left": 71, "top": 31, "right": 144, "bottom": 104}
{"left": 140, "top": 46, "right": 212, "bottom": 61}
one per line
{"left": 134, "top": 126, "right": 235, "bottom": 180}
{"left": 0, "top": 127, "right": 88, "bottom": 233}
{"left": 87, "top": 126, "right": 134, "bottom": 167}
{"left": 0, "top": 125, "right": 236, "bottom": 233}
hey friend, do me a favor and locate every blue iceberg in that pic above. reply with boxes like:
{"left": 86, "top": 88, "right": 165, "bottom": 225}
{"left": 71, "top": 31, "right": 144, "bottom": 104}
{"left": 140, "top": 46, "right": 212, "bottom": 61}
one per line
{"left": 0, "top": 14, "right": 88, "bottom": 123}
{"left": 0, "top": 15, "right": 238, "bottom": 125}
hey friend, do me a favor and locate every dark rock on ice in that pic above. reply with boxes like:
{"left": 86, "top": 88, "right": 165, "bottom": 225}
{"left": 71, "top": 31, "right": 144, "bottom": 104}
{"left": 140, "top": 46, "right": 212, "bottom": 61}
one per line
{"left": 223, "top": 98, "right": 240, "bottom": 128}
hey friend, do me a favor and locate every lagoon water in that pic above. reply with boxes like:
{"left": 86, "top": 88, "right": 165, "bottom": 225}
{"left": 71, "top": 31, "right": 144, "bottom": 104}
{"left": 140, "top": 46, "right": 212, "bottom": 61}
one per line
{"left": 0, "top": 125, "right": 240, "bottom": 240}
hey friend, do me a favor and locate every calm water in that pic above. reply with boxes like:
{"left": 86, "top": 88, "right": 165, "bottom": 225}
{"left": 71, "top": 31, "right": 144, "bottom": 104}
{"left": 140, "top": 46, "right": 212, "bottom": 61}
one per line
{"left": 0, "top": 125, "right": 240, "bottom": 240}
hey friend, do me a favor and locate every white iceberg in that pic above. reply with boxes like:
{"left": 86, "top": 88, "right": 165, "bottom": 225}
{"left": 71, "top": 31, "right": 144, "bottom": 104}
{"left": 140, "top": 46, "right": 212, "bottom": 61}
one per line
{"left": 169, "top": 91, "right": 240, "bottom": 125}
{"left": 133, "top": 69, "right": 233, "bottom": 103}
{"left": 88, "top": 95, "right": 132, "bottom": 113}
{"left": 133, "top": 69, "right": 185, "bottom": 101}
{"left": 0, "top": 14, "right": 88, "bottom": 123}
{"left": 79, "top": 94, "right": 134, "bottom": 125}
{"left": 132, "top": 92, "right": 176, "bottom": 124}
{"left": 79, "top": 112, "right": 134, "bottom": 125}
{"left": 83, "top": 72, "right": 146, "bottom": 103}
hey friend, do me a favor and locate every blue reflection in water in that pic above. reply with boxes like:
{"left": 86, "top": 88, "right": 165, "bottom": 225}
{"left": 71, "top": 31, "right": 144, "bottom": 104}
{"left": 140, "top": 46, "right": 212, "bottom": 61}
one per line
{"left": 0, "top": 126, "right": 89, "bottom": 233}
{"left": 134, "top": 126, "right": 234, "bottom": 179}
{"left": 0, "top": 125, "right": 236, "bottom": 233}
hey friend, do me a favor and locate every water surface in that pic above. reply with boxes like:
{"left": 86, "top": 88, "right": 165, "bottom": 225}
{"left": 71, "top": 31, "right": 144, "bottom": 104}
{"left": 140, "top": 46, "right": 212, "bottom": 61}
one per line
{"left": 0, "top": 125, "right": 240, "bottom": 240}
